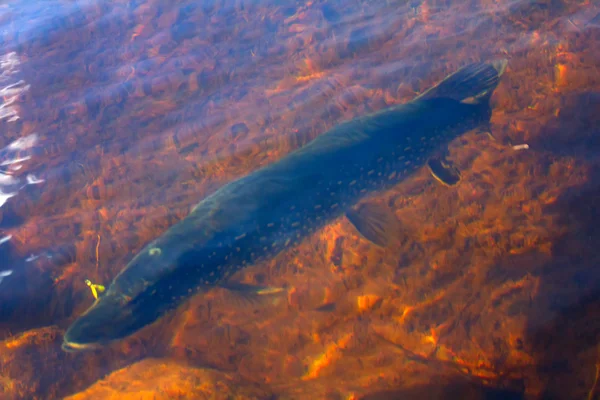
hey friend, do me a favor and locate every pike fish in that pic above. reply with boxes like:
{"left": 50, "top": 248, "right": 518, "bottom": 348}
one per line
{"left": 63, "top": 60, "right": 508, "bottom": 351}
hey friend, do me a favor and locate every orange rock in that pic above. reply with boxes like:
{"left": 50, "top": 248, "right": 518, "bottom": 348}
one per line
{"left": 64, "top": 359, "right": 272, "bottom": 400}
{"left": 356, "top": 294, "right": 382, "bottom": 313}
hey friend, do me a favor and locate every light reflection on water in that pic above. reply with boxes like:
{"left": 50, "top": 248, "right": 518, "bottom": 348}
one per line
{"left": 0, "top": 133, "right": 43, "bottom": 208}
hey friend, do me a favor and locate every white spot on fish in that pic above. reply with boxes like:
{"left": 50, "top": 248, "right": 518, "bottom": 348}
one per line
{"left": 149, "top": 248, "right": 162, "bottom": 256}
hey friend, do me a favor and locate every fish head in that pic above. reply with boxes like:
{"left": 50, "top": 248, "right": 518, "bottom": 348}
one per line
{"left": 62, "top": 291, "right": 143, "bottom": 352}
{"left": 62, "top": 242, "right": 202, "bottom": 352}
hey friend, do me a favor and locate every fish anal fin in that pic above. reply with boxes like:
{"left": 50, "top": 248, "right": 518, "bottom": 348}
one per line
{"left": 346, "top": 203, "right": 399, "bottom": 247}
{"left": 427, "top": 157, "right": 461, "bottom": 186}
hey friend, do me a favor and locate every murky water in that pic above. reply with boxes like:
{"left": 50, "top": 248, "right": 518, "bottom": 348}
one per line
{"left": 0, "top": 0, "right": 598, "bottom": 398}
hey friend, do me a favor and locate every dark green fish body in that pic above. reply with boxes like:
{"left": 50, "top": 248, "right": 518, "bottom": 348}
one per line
{"left": 63, "top": 60, "right": 507, "bottom": 351}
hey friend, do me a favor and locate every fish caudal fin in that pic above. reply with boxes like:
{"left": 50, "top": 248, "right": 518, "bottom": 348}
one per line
{"left": 416, "top": 59, "right": 508, "bottom": 105}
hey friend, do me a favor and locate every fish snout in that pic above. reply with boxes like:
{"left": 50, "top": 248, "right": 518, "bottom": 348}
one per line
{"left": 62, "top": 314, "right": 106, "bottom": 352}
{"left": 62, "top": 292, "right": 142, "bottom": 352}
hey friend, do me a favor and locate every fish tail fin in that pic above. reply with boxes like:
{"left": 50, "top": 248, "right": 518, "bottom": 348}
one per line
{"left": 416, "top": 59, "right": 508, "bottom": 104}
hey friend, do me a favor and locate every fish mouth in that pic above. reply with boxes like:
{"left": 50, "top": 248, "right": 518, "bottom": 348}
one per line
{"left": 61, "top": 315, "right": 108, "bottom": 353}
{"left": 61, "top": 339, "right": 102, "bottom": 353}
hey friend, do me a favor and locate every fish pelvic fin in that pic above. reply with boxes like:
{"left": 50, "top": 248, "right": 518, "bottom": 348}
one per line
{"left": 416, "top": 59, "right": 508, "bottom": 105}
{"left": 346, "top": 203, "right": 401, "bottom": 247}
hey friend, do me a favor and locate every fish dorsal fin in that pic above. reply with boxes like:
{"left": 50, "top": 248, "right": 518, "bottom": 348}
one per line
{"left": 346, "top": 203, "right": 400, "bottom": 247}
{"left": 416, "top": 59, "right": 508, "bottom": 105}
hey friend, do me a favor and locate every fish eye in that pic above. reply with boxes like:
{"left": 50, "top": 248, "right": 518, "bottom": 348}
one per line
{"left": 149, "top": 247, "right": 162, "bottom": 256}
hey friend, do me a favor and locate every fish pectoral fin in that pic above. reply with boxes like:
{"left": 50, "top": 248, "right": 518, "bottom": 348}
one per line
{"left": 219, "top": 282, "right": 287, "bottom": 308}
{"left": 346, "top": 203, "right": 399, "bottom": 247}
{"left": 221, "top": 282, "right": 286, "bottom": 295}
{"left": 427, "top": 157, "right": 461, "bottom": 187}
